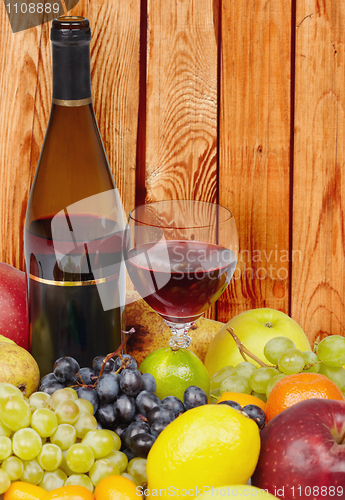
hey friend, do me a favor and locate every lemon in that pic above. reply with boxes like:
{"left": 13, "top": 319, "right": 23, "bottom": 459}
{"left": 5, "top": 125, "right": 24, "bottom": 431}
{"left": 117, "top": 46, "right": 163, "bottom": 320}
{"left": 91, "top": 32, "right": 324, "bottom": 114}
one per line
{"left": 146, "top": 404, "right": 260, "bottom": 494}
{"left": 139, "top": 348, "right": 210, "bottom": 400}
{"left": 193, "top": 485, "right": 278, "bottom": 499}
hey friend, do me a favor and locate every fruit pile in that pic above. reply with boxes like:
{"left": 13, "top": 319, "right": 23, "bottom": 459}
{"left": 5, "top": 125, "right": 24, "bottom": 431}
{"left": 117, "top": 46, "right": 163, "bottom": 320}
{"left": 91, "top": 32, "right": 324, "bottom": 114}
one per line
{"left": 0, "top": 381, "right": 155, "bottom": 493}
{"left": 209, "top": 334, "right": 345, "bottom": 403}
{"left": 39, "top": 354, "right": 209, "bottom": 464}
{"left": 4, "top": 474, "right": 140, "bottom": 500}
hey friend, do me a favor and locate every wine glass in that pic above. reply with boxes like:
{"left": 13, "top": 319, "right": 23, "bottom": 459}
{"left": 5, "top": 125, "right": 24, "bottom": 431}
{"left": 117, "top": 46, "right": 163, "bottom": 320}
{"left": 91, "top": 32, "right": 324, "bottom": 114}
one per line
{"left": 125, "top": 200, "right": 238, "bottom": 349}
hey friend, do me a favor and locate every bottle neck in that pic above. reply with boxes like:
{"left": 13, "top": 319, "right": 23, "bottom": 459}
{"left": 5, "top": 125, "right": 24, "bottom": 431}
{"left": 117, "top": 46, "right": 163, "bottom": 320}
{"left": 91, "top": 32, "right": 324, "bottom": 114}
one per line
{"left": 52, "top": 41, "right": 92, "bottom": 102}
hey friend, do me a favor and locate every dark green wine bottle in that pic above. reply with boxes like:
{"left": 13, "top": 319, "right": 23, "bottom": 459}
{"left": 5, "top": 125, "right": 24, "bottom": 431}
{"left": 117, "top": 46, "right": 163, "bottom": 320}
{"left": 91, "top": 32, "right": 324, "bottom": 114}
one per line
{"left": 24, "top": 17, "right": 125, "bottom": 377}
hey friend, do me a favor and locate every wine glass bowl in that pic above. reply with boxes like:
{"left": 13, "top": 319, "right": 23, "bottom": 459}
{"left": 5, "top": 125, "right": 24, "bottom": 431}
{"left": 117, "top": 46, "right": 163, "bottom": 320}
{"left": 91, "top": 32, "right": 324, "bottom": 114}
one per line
{"left": 125, "top": 200, "right": 238, "bottom": 349}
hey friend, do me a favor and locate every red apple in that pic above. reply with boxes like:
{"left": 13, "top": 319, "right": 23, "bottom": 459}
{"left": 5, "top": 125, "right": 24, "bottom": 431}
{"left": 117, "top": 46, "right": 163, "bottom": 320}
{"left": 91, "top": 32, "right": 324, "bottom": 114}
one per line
{"left": 252, "top": 398, "right": 345, "bottom": 499}
{"left": 0, "top": 263, "right": 29, "bottom": 350}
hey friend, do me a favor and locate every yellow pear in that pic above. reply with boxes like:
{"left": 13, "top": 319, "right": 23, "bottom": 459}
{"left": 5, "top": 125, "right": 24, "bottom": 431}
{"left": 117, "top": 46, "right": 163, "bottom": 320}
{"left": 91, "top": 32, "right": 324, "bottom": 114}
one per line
{"left": 0, "top": 341, "right": 40, "bottom": 396}
{"left": 0, "top": 335, "right": 15, "bottom": 344}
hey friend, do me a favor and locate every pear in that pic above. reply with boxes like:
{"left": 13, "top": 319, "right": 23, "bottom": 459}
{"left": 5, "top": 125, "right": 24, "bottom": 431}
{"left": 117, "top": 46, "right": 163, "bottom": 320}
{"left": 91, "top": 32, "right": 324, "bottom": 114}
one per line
{"left": 0, "top": 335, "right": 15, "bottom": 344}
{"left": 0, "top": 341, "right": 40, "bottom": 396}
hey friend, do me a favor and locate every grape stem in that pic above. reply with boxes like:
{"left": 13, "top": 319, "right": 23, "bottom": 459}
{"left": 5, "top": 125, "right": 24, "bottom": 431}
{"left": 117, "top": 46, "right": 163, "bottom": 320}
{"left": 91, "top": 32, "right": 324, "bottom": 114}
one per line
{"left": 96, "top": 328, "right": 136, "bottom": 382}
{"left": 227, "top": 327, "right": 272, "bottom": 368}
{"left": 313, "top": 341, "right": 319, "bottom": 353}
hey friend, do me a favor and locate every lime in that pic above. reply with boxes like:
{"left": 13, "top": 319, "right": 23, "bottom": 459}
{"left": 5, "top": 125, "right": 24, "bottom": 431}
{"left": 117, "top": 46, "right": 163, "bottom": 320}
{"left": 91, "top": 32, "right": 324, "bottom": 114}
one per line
{"left": 146, "top": 404, "right": 260, "bottom": 492}
{"left": 139, "top": 348, "right": 210, "bottom": 401}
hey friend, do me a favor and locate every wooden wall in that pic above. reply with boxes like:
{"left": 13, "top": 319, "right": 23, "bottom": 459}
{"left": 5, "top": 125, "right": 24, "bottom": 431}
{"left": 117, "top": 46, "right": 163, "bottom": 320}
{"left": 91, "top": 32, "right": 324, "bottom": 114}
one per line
{"left": 0, "top": 0, "right": 345, "bottom": 346}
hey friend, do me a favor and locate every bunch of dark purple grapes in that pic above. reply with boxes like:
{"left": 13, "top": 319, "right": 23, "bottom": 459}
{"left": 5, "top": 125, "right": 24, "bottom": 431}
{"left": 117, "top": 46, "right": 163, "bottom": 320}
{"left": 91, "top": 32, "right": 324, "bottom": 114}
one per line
{"left": 39, "top": 354, "right": 208, "bottom": 459}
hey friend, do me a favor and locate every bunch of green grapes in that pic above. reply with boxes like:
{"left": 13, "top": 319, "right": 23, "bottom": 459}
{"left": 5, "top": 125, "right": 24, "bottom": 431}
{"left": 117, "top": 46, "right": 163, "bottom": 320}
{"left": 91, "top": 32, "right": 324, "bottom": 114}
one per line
{"left": 209, "top": 335, "right": 345, "bottom": 403}
{"left": 0, "top": 383, "right": 147, "bottom": 494}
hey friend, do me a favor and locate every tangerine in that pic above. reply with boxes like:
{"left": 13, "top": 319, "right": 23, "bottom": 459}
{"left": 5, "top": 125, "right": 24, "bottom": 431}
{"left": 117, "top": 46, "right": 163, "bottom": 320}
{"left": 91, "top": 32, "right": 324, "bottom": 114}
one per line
{"left": 94, "top": 474, "right": 139, "bottom": 500}
{"left": 217, "top": 392, "right": 266, "bottom": 412}
{"left": 4, "top": 481, "right": 46, "bottom": 500}
{"left": 266, "top": 372, "right": 344, "bottom": 421}
{"left": 40, "top": 484, "right": 94, "bottom": 500}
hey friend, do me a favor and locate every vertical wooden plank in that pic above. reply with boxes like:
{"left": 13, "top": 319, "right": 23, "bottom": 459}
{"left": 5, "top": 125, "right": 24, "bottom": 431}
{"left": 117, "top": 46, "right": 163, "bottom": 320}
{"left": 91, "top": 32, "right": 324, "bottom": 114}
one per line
{"left": 292, "top": 1, "right": 345, "bottom": 344}
{"left": 145, "top": 0, "right": 218, "bottom": 203}
{"left": 0, "top": 9, "right": 41, "bottom": 269}
{"left": 144, "top": 0, "right": 218, "bottom": 319}
{"left": 90, "top": 1, "right": 140, "bottom": 220}
{"left": 0, "top": 0, "right": 140, "bottom": 270}
{"left": 218, "top": 0, "right": 292, "bottom": 321}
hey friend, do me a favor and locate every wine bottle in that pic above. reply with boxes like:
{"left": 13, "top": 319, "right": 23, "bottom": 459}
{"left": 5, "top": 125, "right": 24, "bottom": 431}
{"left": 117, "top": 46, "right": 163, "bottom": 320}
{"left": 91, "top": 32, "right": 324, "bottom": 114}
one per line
{"left": 24, "top": 16, "right": 126, "bottom": 377}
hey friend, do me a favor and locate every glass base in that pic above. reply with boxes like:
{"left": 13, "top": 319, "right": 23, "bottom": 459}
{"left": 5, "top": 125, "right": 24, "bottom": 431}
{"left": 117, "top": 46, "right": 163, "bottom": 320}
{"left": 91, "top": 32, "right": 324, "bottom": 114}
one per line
{"left": 164, "top": 320, "right": 195, "bottom": 350}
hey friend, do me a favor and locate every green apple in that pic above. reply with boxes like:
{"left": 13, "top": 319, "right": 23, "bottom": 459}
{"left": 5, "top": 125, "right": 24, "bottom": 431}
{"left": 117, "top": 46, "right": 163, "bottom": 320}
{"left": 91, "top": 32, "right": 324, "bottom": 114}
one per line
{"left": 204, "top": 308, "right": 311, "bottom": 377}
{"left": 194, "top": 485, "right": 278, "bottom": 499}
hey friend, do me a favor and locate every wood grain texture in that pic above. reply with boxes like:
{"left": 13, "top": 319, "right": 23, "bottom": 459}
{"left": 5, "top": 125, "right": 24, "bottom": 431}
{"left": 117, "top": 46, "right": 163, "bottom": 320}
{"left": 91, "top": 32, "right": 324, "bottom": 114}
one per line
{"left": 144, "top": 0, "right": 218, "bottom": 203}
{"left": 143, "top": 0, "right": 219, "bottom": 319}
{"left": 0, "top": 6, "right": 41, "bottom": 269}
{"left": 217, "top": 0, "right": 292, "bottom": 322}
{"left": 292, "top": 0, "right": 345, "bottom": 344}
{"left": 0, "top": 0, "right": 140, "bottom": 271}
{"left": 1, "top": 0, "right": 345, "bottom": 338}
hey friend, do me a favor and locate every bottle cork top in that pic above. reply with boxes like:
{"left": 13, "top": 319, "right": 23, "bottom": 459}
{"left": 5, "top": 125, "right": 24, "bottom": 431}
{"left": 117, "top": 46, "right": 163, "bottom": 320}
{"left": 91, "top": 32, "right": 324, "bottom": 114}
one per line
{"left": 51, "top": 16, "right": 91, "bottom": 43}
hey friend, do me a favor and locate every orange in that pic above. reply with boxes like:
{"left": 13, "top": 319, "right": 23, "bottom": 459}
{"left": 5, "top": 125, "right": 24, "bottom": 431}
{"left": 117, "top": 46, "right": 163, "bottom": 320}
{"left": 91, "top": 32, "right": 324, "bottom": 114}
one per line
{"left": 4, "top": 482, "right": 46, "bottom": 500}
{"left": 94, "top": 475, "right": 139, "bottom": 500}
{"left": 266, "top": 372, "right": 344, "bottom": 421}
{"left": 217, "top": 392, "right": 266, "bottom": 412}
{"left": 41, "top": 485, "right": 94, "bottom": 500}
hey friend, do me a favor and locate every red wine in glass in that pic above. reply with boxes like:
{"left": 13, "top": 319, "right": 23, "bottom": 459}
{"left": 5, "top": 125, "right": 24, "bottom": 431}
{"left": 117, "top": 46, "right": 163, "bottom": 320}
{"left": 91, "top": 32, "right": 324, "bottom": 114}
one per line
{"left": 127, "top": 240, "right": 237, "bottom": 324}
{"left": 125, "top": 200, "right": 239, "bottom": 349}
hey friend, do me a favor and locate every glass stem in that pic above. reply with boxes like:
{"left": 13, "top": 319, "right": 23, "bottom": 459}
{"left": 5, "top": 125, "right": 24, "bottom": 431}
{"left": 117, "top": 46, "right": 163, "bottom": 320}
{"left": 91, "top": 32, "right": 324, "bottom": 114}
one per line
{"left": 164, "top": 320, "right": 195, "bottom": 350}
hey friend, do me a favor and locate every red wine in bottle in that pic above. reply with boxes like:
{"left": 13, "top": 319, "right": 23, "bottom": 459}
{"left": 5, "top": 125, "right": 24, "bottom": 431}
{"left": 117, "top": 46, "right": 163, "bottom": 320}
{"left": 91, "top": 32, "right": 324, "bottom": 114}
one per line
{"left": 24, "top": 17, "right": 126, "bottom": 376}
